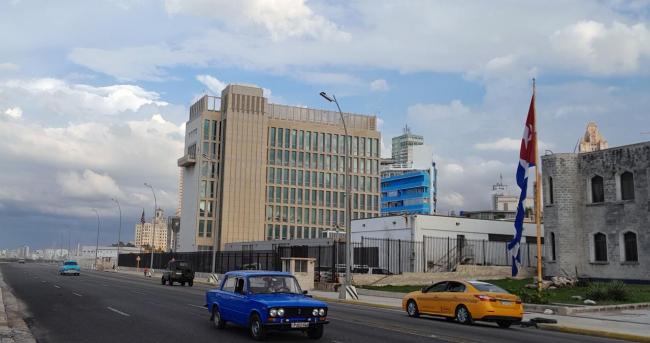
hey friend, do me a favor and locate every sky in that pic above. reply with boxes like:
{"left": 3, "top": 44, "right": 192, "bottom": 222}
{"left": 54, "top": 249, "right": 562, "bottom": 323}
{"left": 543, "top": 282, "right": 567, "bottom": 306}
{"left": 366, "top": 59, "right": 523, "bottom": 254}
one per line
{"left": 1, "top": 0, "right": 649, "bottom": 250}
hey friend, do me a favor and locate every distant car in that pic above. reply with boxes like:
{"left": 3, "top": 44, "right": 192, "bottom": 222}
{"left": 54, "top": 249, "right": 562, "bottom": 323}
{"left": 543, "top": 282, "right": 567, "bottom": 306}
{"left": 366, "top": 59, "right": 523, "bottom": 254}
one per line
{"left": 59, "top": 260, "right": 80, "bottom": 276}
{"left": 206, "top": 271, "right": 329, "bottom": 340}
{"left": 368, "top": 268, "right": 393, "bottom": 275}
{"left": 161, "top": 260, "right": 194, "bottom": 286}
{"left": 402, "top": 280, "right": 523, "bottom": 328}
{"left": 18, "top": 259, "right": 26, "bottom": 264}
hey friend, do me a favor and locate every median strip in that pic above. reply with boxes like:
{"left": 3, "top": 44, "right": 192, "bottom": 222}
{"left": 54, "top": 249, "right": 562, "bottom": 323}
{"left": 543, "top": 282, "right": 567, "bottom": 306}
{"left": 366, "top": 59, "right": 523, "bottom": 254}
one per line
{"left": 107, "top": 307, "right": 130, "bottom": 317}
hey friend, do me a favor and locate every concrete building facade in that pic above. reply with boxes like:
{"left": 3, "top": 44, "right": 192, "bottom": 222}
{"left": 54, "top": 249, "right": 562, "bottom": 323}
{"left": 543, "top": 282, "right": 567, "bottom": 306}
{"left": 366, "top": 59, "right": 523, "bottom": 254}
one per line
{"left": 391, "top": 125, "right": 424, "bottom": 166}
{"left": 542, "top": 142, "right": 649, "bottom": 280}
{"left": 134, "top": 209, "right": 168, "bottom": 251}
{"left": 178, "top": 84, "right": 381, "bottom": 251}
{"left": 380, "top": 164, "right": 437, "bottom": 215}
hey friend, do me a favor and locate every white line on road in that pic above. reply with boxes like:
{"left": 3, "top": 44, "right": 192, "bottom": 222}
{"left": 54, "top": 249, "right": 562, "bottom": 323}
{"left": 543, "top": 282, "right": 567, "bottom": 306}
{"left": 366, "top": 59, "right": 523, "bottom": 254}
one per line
{"left": 41, "top": 280, "right": 47, "bottom": 283}
{"left": 188, "top": 304, "right": 206, "bottom": 309}
{"left": 73, "top": 292, "right": 83, "bottom": 297}
{"left": 54, "top": 285, "right": 61, "bottom": 289}
{"left": 131, "top": 290, "right": 146, "bottom": 295}
{"left": 107, "top": 307, "right": 130, "bottom": 317}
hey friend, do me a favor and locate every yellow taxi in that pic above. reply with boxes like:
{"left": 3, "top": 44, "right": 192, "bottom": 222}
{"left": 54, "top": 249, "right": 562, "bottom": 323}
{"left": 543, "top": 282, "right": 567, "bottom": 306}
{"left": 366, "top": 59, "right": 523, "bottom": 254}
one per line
{"left": 402, "top": 280, "right": 523, "bottom": 328}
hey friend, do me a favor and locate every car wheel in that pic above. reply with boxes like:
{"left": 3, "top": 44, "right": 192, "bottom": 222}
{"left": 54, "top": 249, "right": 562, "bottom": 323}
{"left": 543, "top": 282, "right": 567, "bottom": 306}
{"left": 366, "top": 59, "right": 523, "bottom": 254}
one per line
{"left": 212, "top": 307, "right": 226, "bottom": 329}
{"left": 455, "top": 305, "right": 473, "bottom": 325}
{"left": 307, "top": 325, "right": 324, "bottom": 339}
{"left": 188, "top": 280, "right": 194, "bottom": 287}
{"left": 249, "top": 313, "right": 266, "bottom": 340}
{"left": 406, "top": 300, "right": 420, "bottom": 318}
{"left": 497, "top": 320, "right": 512, "bottom": 329}
{"left": 168, "top": 279, "right": 174, "bottom": 286}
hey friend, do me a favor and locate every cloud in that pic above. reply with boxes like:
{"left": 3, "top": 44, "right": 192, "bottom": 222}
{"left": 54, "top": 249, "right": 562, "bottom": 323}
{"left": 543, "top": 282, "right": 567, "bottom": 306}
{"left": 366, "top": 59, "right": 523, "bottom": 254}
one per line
{"left": 4, "top": 106, "right": 22, "bottom": 119}
{"left": 370, "top": 79, "right": 389, "bottom": 92}
{"left": 196, "top": 74, "right": 226, "bottom": 95}
{"left": 474, "top": 138, "right": 521, "bottom": 151}
{"left": 550, "top": 21, "right": 650, "bottom": 75}
{"left": 294, "top": 71, "right": 363, "bottom": 86}
{"left": 56, "top": 169, "right": 122, "bottom": 199}
{"left": 407, "top": 100, "right": 471, "bottom": 121}
{"left": 164, "top": 0, "right": 350, "bottom": 42}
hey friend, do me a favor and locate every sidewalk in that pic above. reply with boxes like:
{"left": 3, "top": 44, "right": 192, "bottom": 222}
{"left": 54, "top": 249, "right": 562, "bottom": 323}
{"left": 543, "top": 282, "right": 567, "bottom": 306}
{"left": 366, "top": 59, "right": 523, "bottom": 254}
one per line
{"left": 0, "top": 265, "right": 36, "bottom": 343}
{"left": 310, "top": 290, "right": 650, "bottom": 342}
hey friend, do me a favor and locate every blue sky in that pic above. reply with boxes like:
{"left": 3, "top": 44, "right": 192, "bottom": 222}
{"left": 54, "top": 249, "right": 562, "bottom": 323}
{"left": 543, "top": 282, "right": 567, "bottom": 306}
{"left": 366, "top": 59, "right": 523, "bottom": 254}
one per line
{"left": 1, "top": 0, "right": 649, "bottom": 250}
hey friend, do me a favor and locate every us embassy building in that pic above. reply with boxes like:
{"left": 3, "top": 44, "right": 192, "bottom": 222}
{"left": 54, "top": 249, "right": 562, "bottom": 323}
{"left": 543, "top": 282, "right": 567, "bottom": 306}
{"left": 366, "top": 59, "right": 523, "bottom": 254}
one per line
{"left": 177, "top": 84, "right": 381, "bottom": 251}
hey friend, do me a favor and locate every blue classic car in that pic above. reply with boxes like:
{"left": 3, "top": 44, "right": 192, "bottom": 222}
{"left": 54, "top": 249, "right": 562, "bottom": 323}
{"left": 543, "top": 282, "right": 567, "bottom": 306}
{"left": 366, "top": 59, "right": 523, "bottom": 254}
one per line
{"left": 59, "top": 260, "right": 80, "bottom": 276}
{"left": 205, "top": 271, "right": 328, "bottom": 340}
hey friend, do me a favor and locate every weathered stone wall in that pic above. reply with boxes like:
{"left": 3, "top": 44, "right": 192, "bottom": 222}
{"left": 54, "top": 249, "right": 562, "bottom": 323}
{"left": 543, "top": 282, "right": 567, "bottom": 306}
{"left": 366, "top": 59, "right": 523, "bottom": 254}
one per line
{"left": 543, "top": 142, "right": 650, "bottom": 280}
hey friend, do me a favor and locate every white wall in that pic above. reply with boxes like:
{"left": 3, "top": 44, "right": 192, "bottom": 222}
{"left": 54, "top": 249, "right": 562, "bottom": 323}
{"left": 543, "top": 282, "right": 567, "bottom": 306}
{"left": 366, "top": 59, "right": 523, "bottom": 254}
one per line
{"left": 179, "top": 119, "right": 200, "bottom": 252}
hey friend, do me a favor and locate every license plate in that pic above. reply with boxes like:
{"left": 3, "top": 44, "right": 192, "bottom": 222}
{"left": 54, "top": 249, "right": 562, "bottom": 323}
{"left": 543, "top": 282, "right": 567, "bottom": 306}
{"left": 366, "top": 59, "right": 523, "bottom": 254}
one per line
{"left": 291, "top": 322, "right": 309, "bottom": 328}
{"left": 501, "top": 301, "right": 513, "bottom": 306}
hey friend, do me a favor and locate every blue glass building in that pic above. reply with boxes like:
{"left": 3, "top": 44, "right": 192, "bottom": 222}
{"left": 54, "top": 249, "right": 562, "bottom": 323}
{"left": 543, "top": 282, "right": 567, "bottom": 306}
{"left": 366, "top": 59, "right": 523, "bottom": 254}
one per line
{"left": 381, "top": 166, "right": 436, "bottom": 215}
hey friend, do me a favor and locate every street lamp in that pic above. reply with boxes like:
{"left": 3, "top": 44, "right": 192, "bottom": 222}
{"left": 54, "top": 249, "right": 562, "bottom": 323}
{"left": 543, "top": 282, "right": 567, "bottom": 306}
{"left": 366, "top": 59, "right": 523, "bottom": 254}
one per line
{"left": 144, "top": 183, "right": 157, "bottom": 272}
{"left": 111, "top": 198, "right": 122, "bottom": 270}
{"left": 202, "top": 153, "right": 219, "bottom": 274}
{"left": 320, "top": 91, "right": 356, "bottom": 300}
{"left": 91, "top": 208, "right": 100, "bottom": 270}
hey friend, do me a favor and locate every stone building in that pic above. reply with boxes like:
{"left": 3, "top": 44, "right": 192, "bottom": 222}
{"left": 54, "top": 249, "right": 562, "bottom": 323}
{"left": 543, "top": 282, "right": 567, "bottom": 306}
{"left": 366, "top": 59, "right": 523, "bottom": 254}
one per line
{"left": 579, "top": 122, "right": 608, "bottom": 153}
{"left": 542, "top": 141, "right": 649, "bottom": 281}
{"left": 134, "top": 208, "right": 168, "bottom": 251}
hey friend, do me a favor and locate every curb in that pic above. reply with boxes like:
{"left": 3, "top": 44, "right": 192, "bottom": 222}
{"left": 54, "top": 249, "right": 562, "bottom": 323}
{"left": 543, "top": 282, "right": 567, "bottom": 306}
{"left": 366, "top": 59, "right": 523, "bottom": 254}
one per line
{"left": 539, "top": 324, "right": 650, "bottom": 343}
{"left": 312, "top": 296, "right": 401, "bottom": 311}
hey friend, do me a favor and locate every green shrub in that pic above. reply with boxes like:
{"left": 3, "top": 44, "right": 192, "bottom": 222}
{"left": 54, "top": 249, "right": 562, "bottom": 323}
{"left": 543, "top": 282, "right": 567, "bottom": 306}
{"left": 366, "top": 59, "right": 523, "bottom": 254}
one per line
{"left": 515, "top": 287, "right": 549, "bottom": 304}
{"left": 585, "top": 281, "right": 628, "bottom": 301}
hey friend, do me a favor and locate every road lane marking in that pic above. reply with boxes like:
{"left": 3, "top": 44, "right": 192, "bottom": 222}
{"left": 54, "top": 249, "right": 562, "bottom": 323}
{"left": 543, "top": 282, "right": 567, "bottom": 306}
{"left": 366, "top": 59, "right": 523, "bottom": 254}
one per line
{"left": 73, "top": 292, "right": 83, "bottom": 297}
{"left": 131, "top": 290, "right": 146, "bottom": 295}
{"left": 107, "top": 307, "right": 130, "bottom": 317}
{"left": 54, "top": 285, "right": 61, "bottom": 289}
{"left": 41, "top": 280, "right": 47, "bottom": 283}
{"left": 188, "top": 304, "right": 206, "bottom": 309}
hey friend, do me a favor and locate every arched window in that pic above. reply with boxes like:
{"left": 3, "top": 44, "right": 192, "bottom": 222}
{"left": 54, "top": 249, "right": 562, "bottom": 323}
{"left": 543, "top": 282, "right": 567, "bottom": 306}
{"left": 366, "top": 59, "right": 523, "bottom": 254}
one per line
{"left": 594, "top": 233, "right": 607, "bottom": 262}
{"left": 623, "top": 232, "right": 638, "bottom": 262}
{"left": 591, "top": 175, "right": 604, "bottom": 203}
{"left": 621, "top": 172, "right": 635, "bottom": 200}
{"left": 550, "top": 232, "right": 556, "bottom": 261}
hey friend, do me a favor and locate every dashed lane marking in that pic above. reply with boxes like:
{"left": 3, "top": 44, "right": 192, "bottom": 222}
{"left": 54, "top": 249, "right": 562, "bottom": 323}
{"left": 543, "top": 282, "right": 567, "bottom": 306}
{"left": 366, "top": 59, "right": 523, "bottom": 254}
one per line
{"left": 54, "top": 285, "right": 61, "bottom": 289}
{"left": 73, "top": 292, "right": 83, "bottom": 297}
{"left": 188, "top": 304, "right": 206, "bottom": 309}
{"left": 107, "top": 307, "right": 130, "bottom": 317}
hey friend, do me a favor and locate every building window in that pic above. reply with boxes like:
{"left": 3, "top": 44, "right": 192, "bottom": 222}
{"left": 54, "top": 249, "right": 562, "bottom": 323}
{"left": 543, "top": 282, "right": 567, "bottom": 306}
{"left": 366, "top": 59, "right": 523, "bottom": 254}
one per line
{"left": 591, "top": 175, "right": 604, "bottom": 203}
{"left": 620, "top": 171, "right": 635, "bottom": 200}
{"left": 198, "top": 220, "right": 205, "bottom": 237}
{"left": 548, "top": 177, "right": 554, "bottom": 204}
{"left": 623, "top": 232, "right": 638, "bottom": 262}
{"left": 269, "top": 127, "right": 276, "bottom": 147}
{"left": 550, "top": 232, "right": 556, "bottom": 261}
{"left": 594, "top": 233, "right": 607, "bottom": 262}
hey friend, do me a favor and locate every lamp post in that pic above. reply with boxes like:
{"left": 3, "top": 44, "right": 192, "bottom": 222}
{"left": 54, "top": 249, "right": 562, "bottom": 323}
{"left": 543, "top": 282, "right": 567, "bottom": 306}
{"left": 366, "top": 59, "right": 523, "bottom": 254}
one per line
{"left": 91, "top": 208, "right": 100, "bottom": 270}
{"left": 111, "top": 198, "right": 122, "bottom": 270}
{"left": 144, "top": 183, "right": 157, "bottom": 272}
{"left": 320, "top": 91, "right": 357, "bottom": 300}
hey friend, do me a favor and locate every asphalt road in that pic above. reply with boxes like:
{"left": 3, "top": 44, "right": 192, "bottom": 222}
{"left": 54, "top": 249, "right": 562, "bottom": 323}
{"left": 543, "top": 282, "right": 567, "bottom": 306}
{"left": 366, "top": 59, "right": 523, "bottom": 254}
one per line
{"left": 0, "top": 263, "right": 627, "bottom": 343}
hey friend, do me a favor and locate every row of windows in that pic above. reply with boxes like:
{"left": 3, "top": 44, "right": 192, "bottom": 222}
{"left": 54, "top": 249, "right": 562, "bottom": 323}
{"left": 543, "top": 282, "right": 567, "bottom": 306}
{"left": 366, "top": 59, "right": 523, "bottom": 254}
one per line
{"left": 266, "top": 225, "right": 326, "bottom": 240}
{"left": 548, "top": 231, "right": 638, "bottom": 263}
{"left": 268, "top": 149, "right": 378, "bottom": 175}
{"left": 203, "top": 119, "right": 224, "bottom": 142}
{"left": 268, "top": 127, "right": 379, "bottom": 158}
{"left": 547, "top": 171, "right": 636, "bottom": 205}
{"left": 197, "top": 219, "right": 214, "bottom": 238}
{"left": 267, "top": 167, "right": 379, "bottom": 192}
{"left": 201, "top": 161, "right": 221, "bottom": 179}
{"left": 267, "top": 186, "right": 378, "bottom": 210}
{"left": 200, "top": 180, "right": 217, "bottom": 198}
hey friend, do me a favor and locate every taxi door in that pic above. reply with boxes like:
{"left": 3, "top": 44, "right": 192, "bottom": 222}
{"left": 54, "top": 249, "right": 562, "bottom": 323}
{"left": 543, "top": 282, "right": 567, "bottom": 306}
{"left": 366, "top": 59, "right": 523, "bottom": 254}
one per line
{"left": 438, "top": 282, "right": 467, "bottom": 316}
{"left": 418, "top": 281, "right": 447, "bottom": 314}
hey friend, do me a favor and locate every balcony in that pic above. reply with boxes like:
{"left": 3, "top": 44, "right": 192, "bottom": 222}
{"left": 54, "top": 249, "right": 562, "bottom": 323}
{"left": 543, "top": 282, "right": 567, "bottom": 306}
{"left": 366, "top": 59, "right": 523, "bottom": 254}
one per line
{"left": 177, "top": 154, "right": 196, "bottom": 167}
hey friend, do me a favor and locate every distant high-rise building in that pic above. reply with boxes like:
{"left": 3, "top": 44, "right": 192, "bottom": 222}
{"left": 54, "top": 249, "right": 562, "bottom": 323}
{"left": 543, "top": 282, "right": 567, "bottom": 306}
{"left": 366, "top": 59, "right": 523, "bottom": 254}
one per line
{"left": 177, "top": 84, "right": 381, "bottom": 251}
{"left": 134, "top": 208, "right": 168, "bottom": 251}
{"left": 579, "top": 122, "right": 608, "bottom": 153}
{"left": 391, "top": 125, "right": 424, "bottom": 166}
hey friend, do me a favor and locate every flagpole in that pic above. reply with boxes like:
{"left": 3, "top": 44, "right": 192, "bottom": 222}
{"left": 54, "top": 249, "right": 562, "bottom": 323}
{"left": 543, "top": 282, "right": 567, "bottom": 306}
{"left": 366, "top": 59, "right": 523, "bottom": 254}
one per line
{"left": 532, "top": 78, "right": 543, "bottom": 293}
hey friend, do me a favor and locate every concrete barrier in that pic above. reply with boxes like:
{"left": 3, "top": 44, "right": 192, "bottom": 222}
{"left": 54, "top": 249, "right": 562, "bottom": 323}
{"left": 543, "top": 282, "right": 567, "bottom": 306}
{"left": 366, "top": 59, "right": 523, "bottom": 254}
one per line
{"left": 352, "top": 265, "right": 535, "bottom": 286}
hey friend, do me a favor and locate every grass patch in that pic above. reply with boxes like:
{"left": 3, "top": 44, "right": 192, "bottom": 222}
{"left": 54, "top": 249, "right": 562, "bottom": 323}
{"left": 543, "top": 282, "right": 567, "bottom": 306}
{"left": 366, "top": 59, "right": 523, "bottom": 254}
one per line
{"left": 360, "top": 279, "right": 650, "bottom": 305}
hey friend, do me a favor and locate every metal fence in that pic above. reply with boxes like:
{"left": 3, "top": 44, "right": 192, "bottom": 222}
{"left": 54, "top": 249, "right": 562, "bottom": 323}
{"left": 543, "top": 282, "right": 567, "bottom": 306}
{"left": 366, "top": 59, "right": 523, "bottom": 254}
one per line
{"left": 118, "top": 250, "right": 279, "bottom": 274}
{"left": 278, "top": 236, "right": 541, "bottom": 277}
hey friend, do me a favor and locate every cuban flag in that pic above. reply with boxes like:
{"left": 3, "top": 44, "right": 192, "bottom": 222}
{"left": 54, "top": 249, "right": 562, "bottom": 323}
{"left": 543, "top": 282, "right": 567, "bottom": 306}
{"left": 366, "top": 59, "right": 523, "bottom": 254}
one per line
{"left": 507, "top": 94, "right": 536, "bottom": 277}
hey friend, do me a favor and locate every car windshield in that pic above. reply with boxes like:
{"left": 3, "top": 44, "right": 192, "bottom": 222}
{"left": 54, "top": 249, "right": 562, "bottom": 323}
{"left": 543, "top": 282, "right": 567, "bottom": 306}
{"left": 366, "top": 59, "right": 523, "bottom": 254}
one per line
{"left": 248, "top": 275, "right": 302, "bottom": 294}
{"left": 64, "top": 261, "right": 78, "bottom": 266}
{"left": 469, "top": 281, "right": 509, "bottom": 293}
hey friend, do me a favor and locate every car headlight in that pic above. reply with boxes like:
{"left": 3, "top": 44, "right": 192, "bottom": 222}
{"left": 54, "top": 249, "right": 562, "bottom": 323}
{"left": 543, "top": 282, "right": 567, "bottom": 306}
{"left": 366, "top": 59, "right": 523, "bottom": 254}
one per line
{"left": 318, "top": 308, "right": 326, "bottom": 316}
{"left": 312, "top": 309, "right": 319, "bottom": 316}
{"left": 277, "top": 308, "right": 285, "bottom": 317}
{"left": 269, "top": 309, "right": 277, "bottom": 317}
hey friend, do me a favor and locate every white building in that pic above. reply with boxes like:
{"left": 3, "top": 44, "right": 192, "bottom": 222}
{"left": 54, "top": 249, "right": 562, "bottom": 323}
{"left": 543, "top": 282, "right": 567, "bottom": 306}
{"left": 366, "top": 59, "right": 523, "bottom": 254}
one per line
{"left": 77, "top": 245, "right": 141, "bottom": 268}
{"left": 135, "top": 208, "right": 168, "bottom": 251}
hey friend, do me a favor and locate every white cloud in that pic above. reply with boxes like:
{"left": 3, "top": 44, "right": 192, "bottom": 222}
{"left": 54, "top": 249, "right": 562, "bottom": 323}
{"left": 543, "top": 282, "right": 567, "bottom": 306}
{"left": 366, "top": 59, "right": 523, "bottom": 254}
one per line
{"left": 196, "top": 74, "right": 226, "bottom": 95}
{"left": 1, "top": 78, "right": 167, "bottom": 117}
{"left": 164, "top": 0, "right": 350, "bottom": 42}
{"left": 550, "top": 21, "right": 650, "bottom": 75}
{"left": 440, "top": 192, "right": 465, "bottom": 208}
{"left": 295, "top": 71, "right": 363, "bottom": 86}
{"left": 370, "top": 79, "right": 389, "bottom": 92}
{"left": 474, "top": 138, "right": 521, "bottom": 151}
{"left": 4, "top": 106, "right": 22, "bottom": 119}
{"left": 407, "top": 100, "right": 471, "bottom": 121}
{"left": 56, "top": 169, "right": 122, "bottom": 199}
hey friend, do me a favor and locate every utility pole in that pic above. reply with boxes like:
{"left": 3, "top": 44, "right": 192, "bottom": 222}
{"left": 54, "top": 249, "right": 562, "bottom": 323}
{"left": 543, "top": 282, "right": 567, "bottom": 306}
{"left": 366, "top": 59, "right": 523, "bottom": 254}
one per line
{"left": 144, "top": 183, "right": 157, "bottom": 273}
{"left": 111, "top": 198, "right": 122, "bottom": 270}
{"left": 92, "top": 208, "right": 100, "bottom": 270}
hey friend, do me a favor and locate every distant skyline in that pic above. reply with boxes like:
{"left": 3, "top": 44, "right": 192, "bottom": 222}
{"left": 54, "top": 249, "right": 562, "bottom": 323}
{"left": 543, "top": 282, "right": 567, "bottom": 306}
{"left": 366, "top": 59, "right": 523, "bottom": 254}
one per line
{"left": 1, "top": 0, "right": 649, "bottom": 249}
